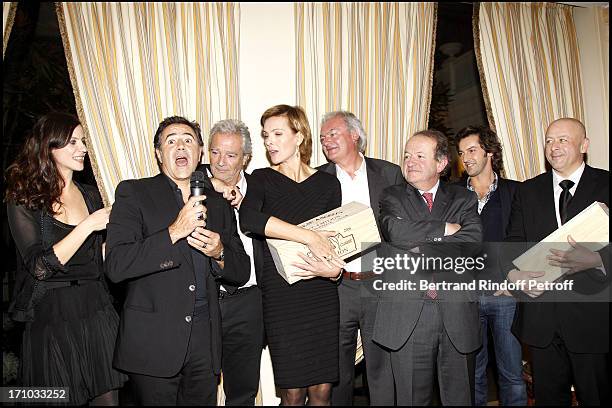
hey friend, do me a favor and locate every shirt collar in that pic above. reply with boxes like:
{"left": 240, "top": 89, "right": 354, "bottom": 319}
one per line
{"left": 237, "top": 170, "right": 247, "bottom": 191}
{"left": 418, "top": 179, "right": 440, "bottom": 197}
{"left": 335, "top": 153, "right": 366, "bottom": 178}
{"left": 162, "top": 173, "right": 181, "bottom": 192}
{"left": 466, "top": 171, "right": 498, "bottom": 193}
{"left": 552, "top": 162, "right": 585, "bottom": 188}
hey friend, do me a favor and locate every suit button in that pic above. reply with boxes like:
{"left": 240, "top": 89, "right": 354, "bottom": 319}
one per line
{"left": 185, "top": 315, "right": 192, "bottom": 323}
{"left": 189, "top": 285, "right": 196, "bottom": 292}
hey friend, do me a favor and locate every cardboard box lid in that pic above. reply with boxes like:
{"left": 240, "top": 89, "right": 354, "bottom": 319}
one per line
{"left": 513, "top": 201, "right": 609, "bottom": 281}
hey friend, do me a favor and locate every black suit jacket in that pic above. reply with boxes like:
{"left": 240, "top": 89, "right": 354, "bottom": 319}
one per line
{"left": 505, "top": 165, "right": 610, "bottom": 353}
{"left": 372, "top": 182, "right": 483, "bottom": 353}
{"left": 105, "top": 173, "right": 250, "bottom": 377}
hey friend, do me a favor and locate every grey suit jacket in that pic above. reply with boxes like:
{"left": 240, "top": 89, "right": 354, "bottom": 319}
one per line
{"left": 372, "top": 181, "right": 483, "bottom": 353}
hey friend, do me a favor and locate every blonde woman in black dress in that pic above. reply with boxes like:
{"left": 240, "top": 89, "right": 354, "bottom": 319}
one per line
{"left": 240, "top": 105, "right": 344, "bottom": 405}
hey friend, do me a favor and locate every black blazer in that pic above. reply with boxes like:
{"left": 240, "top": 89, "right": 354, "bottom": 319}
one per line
{"left": 372, "top": 182, "right": 483, "bottom": 353}
{"left": 505, "top": 165, "right": 610, "bottom": 352}
{"left": 105, "top": 173, "right": 250, "bottom": 377}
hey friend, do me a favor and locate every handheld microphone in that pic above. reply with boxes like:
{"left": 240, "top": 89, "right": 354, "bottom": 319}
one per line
{"left": 190, "top": 171, "right": 207, "bottom": 206}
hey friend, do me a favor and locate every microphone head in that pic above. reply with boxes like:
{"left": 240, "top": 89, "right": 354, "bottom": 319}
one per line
{"left": 190, "top": 170, "right": 207, "bottom": 198}
{"left": 190, "top": 170, "right": 206, "bottom": 185}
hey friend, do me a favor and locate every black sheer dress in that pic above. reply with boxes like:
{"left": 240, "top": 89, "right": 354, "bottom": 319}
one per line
{"left": 7, "top": 182, "right": 127, "bottom": 405}
{"left": 240, "top": 168, "right": 341, "bottom": 388}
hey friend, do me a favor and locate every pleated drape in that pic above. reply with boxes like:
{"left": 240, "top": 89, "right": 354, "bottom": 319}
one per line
{"left": 57, "top": 2, "right": 241, "bottom": 203}
{"left": 475, "top": 2, "right": 584, "bottom": 181}
{"left": 295, "top": 2, "right": 437, "bottom": 166}
{"left": 3, "top": 2, "right": 17, "bottom": 58}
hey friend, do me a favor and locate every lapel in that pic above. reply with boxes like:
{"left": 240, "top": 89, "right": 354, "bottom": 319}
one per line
{"left": 150, "top": 174, "right": 194, "bottom": 269}
{"left": 431, "top": 181, "right": 450, "bottom": 219}
{"left": 497, "top": 178, "right": 512, "bottom": 232}
{"left": 365, "top": 157, "right": 384, "bottom": 219}
{"left": 568, "top": 165, "right": 598, "bottom": 220}
{"left": 319, "top": 162, "right": 336, "bottom": 176}
{"left": 537, "top": 171, "right": 559, "bottom": 233}
{"left": 405, "top": 184, "right": 430, "bottom": 217}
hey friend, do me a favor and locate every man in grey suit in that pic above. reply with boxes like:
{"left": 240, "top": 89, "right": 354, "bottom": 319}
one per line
{"left": 317, "top": 111, "right": 403, "bottom": 405}
{"left": 372, "top": 129, "right": 482, "bottom": 405}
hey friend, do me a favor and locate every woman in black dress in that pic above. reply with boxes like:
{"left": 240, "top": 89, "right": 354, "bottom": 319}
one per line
{"left": 240, "top": 105, "right": 344, "bottom": 405}
{"left": 5, "top": 113, "right": 127, "bottom": 405}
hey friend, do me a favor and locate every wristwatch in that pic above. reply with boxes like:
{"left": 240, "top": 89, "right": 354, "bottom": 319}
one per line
{"left": 213, "top": 249, "right": 225, "bottom": 262}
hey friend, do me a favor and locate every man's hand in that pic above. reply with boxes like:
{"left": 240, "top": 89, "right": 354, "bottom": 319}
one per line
{"left": 168, "top": 196, "right": 207, "bottom": 244}
{"left": 445, "top": 223, "right": 461, "bottom": 236}
{"left": 187, "top": 226, "right": 224, "bottom": 260}
{"left": 547, "top": 235, "right": 603, "bottom": 275}
{"left": 507, "top": 268, "right": 547, "bottom": 298}
{"left": 211, "top": 178, "right": 243, "bottom": 207}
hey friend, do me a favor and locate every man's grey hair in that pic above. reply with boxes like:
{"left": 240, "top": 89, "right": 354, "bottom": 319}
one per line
{"left": 321, "top": 111, "right": 367, "bottom": 152}
{"left": 208, "top": 119, "right": 252, "bottom": 155}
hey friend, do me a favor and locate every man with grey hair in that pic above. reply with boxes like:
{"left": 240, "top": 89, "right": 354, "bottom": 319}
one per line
{"left": 317, "top": 111, "right": 404, "bottom": 405}
{"left": 198, "top": 119, "right": 263, "bottom": 405}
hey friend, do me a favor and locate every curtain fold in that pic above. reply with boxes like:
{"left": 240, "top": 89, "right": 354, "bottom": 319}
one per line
{"left": 295, "top": 2, "right": 437, "bottom": 166}
{"left": 56, "top": 2, "right": 241, "bottom": 203}
{"left": 3, "top": 2, "right": 17, "bottom": 58}
{"left": 475, "top": 2, "right": 584, "bottom": 181}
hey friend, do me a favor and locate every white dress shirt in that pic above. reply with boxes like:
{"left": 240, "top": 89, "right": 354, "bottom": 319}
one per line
{"left": 335, "top": 154, "right": 370, "bottom": 273}
{"left": 206, "top": 169, "right": 257, "bottom": 290}
{"left": 552, "top": 162, "right": 585, "bottom": 228}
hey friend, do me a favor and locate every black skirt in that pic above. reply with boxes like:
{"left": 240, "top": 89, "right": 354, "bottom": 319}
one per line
{"left": 21, "top": 281, "right": 127, "bottom": 405}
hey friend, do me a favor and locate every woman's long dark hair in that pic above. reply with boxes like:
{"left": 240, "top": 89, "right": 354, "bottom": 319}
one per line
{"left": 4, "top": 112, "right": 81, "bottom": 214}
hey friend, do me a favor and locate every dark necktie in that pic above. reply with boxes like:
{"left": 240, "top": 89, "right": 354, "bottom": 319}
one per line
{"left": 559, "top": 180, "right": 575, "bottom": 225}
{"left": 422, "top": 192, "right": 437, "bottom": 299}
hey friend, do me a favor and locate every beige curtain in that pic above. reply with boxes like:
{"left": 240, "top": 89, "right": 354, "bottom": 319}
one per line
{"left": 295, "top": 2, "right": 437, "bottom": 166}
{"left": 3, "top": 2, "right": 17, "bottom": 58}
{"left": 475, "top": 2, "right": 584, "bottom": 181}
{"left": 56, "top": 2, "right": 241, "bottom": 204}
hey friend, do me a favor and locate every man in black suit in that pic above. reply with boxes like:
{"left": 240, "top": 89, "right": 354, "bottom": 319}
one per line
{"left": 105, "top": 116, "right": 250, "bottom": 405}
{"left": 202, "top": 119, "right": 264, "bottom": 406}
{"left": 505, "top": 117, "right": 610, "bottom": 405}
{"left": 372, "top": 129, "right": 482, "bottom": 405}
{"left": 455, "top": 126, "right": 526, "bottom": 406}
{"left": 316, "top": 111, "right": 403, "bottom": 405}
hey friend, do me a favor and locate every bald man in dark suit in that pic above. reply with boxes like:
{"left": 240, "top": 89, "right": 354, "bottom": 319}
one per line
{"left": 505, "top": 118, "right": 610, "bottom": 405}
